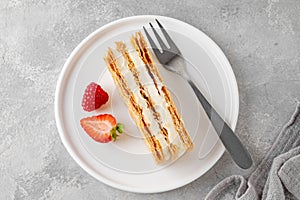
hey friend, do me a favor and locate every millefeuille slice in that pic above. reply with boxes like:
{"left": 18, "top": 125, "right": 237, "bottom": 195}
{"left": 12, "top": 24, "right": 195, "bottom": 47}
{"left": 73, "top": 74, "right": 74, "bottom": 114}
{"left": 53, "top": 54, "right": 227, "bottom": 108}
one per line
{"left": 104, "top": 32, "right": 193, "bottom": 163}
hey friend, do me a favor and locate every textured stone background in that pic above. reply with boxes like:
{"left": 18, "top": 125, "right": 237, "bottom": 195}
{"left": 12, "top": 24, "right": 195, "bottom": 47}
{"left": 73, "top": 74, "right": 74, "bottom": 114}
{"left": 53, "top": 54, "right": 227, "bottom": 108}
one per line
{"left": 1, "top": 0, "right": 300, "bottom": 199}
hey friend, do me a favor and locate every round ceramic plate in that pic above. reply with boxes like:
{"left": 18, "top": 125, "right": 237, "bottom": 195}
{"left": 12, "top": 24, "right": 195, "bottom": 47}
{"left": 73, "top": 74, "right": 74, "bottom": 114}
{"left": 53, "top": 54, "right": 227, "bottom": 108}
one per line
{"left": 55, "top": 15, "right": 239, "bottom": 193}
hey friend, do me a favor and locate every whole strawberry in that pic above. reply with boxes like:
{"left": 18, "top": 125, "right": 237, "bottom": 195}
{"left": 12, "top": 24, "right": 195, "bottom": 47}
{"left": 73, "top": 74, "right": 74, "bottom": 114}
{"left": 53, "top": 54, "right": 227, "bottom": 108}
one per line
{"left": 82, "top": 82, "right": 109, "bottom": 112}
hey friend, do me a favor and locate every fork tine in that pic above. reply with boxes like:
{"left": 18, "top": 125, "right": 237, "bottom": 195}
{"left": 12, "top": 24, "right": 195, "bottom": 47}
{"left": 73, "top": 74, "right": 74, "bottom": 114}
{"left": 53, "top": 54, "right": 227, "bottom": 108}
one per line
{"left": 143, "top": 26, "right": 161, "bottom": 56}
{"left": 155, "top": 19, "right": 180, "bottom": 53}
{"left": 149, "top": 22, "right": 168, "bottom": 51}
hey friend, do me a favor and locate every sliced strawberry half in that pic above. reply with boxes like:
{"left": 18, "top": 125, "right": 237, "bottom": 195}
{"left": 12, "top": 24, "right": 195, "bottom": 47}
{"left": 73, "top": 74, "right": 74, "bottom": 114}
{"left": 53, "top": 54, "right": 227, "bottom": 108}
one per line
{"left": 80, "top": 114, "right": 123, "bottom": 143}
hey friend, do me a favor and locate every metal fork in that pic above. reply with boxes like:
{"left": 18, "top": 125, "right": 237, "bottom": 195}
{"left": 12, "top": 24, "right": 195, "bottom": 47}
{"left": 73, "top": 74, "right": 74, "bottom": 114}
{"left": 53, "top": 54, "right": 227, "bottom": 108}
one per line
{"left": 143, "top": 19, "right": 253, "bottom": 169}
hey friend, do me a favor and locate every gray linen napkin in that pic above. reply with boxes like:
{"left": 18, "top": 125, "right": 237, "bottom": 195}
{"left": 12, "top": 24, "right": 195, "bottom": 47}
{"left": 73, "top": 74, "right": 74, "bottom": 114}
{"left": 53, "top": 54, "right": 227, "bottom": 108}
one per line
{"left": 205, "top": 103, "right": 300, "bottom": 200}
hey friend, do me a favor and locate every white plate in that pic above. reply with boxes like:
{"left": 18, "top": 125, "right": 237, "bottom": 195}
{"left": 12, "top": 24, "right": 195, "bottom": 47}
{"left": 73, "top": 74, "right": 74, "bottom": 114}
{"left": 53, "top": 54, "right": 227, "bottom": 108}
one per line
{"left": 55, "top": 15, "right": 239, "bottom": 193}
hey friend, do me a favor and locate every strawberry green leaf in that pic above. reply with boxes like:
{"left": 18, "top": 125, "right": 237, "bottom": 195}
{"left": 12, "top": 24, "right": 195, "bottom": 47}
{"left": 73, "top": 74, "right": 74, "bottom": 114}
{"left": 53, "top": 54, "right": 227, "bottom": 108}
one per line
{"left": 116, "top": 123, "right": 124, "bottom": 134}
{"left": 117, "top": 123, "right": 124, "bottom": 128}
{"left": 110, "top": 127, "right": 117, "bottom": 141}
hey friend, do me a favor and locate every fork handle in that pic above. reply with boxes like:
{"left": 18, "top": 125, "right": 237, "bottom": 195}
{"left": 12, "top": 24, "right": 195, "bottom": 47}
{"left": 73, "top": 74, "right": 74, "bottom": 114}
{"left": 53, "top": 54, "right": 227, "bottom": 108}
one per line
{"left": 187, "top": 80, "right": 253, "bottom": 169}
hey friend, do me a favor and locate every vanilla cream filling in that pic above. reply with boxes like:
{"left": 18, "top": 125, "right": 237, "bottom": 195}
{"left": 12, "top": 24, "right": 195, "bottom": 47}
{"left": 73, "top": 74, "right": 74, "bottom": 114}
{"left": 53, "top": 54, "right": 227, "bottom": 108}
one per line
{"left": 115, "top": 51, "right": 171, "bottom": 160}
{"left": 129, "top": 51, "right": 186, "bottom": 155}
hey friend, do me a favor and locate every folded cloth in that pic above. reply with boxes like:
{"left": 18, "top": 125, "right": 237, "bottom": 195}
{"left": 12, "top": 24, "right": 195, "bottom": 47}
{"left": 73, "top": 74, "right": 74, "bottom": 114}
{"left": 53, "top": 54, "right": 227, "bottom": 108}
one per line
{"left": 205, "top": 103, "right": 300, "bottom": 200}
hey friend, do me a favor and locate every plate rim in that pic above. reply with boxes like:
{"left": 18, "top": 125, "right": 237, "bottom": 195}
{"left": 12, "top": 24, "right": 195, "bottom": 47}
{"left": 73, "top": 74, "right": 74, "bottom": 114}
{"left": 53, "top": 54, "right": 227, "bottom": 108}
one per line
{"left": 54, "top": 15, "right": 239, "bottom": 193}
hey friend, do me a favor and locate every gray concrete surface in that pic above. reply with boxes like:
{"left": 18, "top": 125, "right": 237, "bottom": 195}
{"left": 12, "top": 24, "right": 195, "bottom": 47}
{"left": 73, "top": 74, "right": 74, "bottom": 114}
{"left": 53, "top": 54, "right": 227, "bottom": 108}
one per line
{"left": 1, "top": 0, "right": 300, "bottom": 199}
